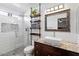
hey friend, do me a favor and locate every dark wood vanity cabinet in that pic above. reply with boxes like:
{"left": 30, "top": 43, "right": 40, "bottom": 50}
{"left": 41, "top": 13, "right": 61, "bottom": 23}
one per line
{"left": 34, "top": 42, "right": 79, "bottom": 56}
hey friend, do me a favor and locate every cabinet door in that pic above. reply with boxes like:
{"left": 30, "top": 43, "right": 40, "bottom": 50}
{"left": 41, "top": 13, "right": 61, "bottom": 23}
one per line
{"left": 34, "top": 42, "right": 42, "bottom": 56}
{"left": 34, "top": 42, "right": 64, "bottom": 56}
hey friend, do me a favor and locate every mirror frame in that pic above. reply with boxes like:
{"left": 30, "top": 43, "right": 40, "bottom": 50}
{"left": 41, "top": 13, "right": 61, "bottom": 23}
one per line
{"left": 45, "top": 9, "right": 70, "bottom": 32}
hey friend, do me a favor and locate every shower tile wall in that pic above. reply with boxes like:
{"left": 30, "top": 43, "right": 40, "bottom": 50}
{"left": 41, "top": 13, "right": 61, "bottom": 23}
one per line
{"left": 0, "top": 15, "right": 24, "bottom": 55}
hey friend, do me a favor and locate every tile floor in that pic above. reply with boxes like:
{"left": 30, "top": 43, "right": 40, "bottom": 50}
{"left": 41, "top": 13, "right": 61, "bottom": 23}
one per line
{"left": 1, "top": 46, "right": 25, "bottom": 56}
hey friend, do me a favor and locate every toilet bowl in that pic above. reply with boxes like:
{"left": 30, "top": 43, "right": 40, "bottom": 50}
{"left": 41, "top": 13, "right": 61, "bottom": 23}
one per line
{"left": 24, "top": 45, "right": 34, "bottom": 56}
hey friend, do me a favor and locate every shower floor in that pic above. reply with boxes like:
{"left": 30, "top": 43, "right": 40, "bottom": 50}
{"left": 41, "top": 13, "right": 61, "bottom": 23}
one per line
{"left": 1, "top": 46, "right": 25, "bottom": 56}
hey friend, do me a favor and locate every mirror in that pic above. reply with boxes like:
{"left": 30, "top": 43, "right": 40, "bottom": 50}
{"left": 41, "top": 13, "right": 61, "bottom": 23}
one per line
{"left": 45, "top": 9, "right": 70, "bottom": 32}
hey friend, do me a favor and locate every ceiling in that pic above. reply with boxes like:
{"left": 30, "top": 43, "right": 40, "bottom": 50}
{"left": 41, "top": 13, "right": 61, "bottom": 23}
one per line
{"left": 0, "top": 3, "right": 39, "bottom": 16}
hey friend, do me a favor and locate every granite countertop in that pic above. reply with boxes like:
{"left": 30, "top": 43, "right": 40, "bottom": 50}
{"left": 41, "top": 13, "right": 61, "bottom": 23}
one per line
{"left": 35, "top": 39, "right": 79, "bottom": 53}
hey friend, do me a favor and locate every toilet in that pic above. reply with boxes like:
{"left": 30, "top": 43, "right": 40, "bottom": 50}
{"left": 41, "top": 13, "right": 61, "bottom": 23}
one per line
{"left": 24, "top": 45, "right": 34, "bottom": 56}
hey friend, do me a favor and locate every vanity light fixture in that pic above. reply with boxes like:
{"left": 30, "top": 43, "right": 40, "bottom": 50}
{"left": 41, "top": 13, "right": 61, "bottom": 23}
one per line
{"left": 45, "top": 4, "right": 64, "bottom": 14}
{"left": 59, "top": 4, "right": 64, "bottom": 9}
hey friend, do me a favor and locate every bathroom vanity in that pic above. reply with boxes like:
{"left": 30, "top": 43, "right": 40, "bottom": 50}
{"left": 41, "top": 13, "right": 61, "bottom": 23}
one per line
{"left": 34, "top": 39, "right": 79, "bottom": 56}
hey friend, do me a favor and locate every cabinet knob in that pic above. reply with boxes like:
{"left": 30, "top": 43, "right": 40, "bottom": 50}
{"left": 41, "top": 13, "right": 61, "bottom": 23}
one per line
{"left": 36, "top": 45, "right": 38, "bottom": 47}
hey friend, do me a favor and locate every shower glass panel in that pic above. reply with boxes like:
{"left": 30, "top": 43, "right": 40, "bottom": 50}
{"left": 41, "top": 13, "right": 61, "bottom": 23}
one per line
{"left": 1, "top": 23, "right": 19, "bottom": 55}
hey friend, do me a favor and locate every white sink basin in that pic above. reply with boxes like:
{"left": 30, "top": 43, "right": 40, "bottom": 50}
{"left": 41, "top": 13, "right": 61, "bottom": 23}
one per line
{"left": 44, "top": 37, "right": 62, "bottom": 47}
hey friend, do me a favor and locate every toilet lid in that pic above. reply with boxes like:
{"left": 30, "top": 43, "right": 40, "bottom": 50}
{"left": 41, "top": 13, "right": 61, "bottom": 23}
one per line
{"left": 24, "top": 46, "right": 34, "bottom": 52}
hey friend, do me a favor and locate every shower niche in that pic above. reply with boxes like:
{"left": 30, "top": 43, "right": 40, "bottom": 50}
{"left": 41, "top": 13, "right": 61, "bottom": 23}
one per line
{"left": 1, "top": 23, "right": 19, "bottom": 32}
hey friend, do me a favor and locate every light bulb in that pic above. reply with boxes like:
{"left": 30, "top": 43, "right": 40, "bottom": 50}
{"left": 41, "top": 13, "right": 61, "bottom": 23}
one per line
{"left": 54, "top": 6, "right": 58, "bottom": 10}
{"left": 59, "top": 4, "right": 64, "bottom": 9}
{"left": 51, "top": 7, "right": 54, "bottom": 11}
{"left": 46, "top": 9, "right": 51, "bottom": 12}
